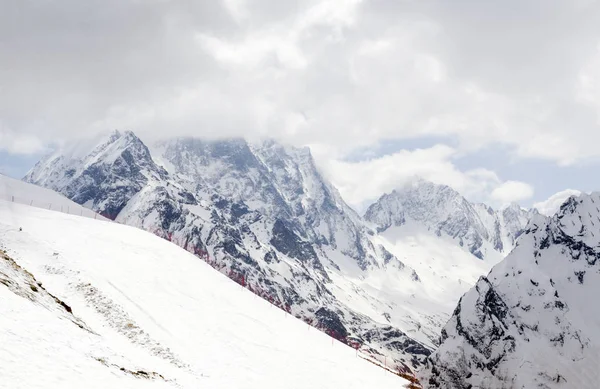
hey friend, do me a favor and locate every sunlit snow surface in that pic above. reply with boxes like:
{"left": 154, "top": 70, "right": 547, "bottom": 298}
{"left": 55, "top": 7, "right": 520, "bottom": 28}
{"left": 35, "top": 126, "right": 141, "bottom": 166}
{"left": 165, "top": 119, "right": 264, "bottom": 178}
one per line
{"left": 327, "top": 221, "right": 499, "bottom": 347}
{"left": 0, "top": 200, "right": 408, "bottom": 389}
{"left": 0, "top": 174, "right": 106, "bottom": 219}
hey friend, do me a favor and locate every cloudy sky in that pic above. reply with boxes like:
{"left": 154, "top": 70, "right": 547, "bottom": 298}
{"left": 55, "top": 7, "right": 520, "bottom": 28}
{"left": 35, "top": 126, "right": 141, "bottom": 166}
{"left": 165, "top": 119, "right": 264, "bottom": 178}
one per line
{"left": 2, "top": 0, "right": 600, "bottom": 212}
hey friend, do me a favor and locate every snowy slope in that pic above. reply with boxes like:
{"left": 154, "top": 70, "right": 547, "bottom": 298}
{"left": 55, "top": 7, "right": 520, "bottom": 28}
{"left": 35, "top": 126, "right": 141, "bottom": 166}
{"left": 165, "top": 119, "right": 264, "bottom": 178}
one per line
{"left": 371, "top": 222, "right": 494, "bottom": 328}
{"left": 0, "top": 173, "right": 105, "bottom": 219}
{"left": 24, "top": 131, "right": 434, "bottom": 374}
{"left": 0, "top": 200, "right": 409, "bottom": 389}
{"left": 419, "top": 193, "right": 600, "bottom": 389}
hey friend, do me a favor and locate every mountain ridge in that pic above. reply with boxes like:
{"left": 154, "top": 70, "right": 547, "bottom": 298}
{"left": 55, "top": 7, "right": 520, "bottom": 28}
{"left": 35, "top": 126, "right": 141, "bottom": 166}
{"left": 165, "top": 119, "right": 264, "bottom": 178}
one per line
{"left": 364, "top": 179, "right": 534, "bottom": 262}
{"left": 22, "top": 130, "right": 536, "bottom": 377}
{"left": 0, "top": 198, "right": 409, "bottom": 388}
{"left": 24, "top": 130, "right": 434, "bottom": 373}
{"left": 419, "top": 191, "right": 600, "bottom": 388}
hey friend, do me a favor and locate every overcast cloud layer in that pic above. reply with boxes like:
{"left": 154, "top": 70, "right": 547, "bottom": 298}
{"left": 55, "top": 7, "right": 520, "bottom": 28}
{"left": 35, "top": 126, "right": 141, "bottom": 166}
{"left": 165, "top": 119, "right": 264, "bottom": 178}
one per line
{"left": 2, "top": 0, "right": 600, "bottom": 210}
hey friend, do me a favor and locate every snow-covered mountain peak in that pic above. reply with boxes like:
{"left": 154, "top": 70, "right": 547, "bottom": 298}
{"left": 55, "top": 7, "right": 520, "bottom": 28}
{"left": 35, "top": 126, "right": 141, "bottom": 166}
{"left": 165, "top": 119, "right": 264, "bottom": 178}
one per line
{"left": 155, "top": 136, "right": 342, "bottom": 217}
{"left": 370, "top": 178, "right": 476, "bottom": 218}
{"left": 89, "top": 130, "right": 155, "bottom": 167}
{"left": 420, "top": 190, "right": 600, "bottom": 389}
{"left": 364, "top": 179, "right": 531, "bottom": 261}
{"left": 553, "top": 191, "right": 600, "bottom": 248}
{"left": 27, "top": 130, "right": 158, "bottom": 179}
{"left": 155, "top": 136, "right": 368, "bottom": 255}
{"left": 24, "top": 130, "right": 170, "bottom": 220}
{"left": 392, "top": 177, "right": 461, "bottom": 201}
{"left": 500, "top": 202, "right": 528, "bottom": 220}
{"left": 365, "top": 179, "right": 468, "bottom": 231}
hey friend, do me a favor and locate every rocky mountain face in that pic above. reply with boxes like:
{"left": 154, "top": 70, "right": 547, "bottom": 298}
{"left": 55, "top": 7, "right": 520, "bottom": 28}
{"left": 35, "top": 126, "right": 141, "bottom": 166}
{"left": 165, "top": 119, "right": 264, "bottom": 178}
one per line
{"left": 25, "top": 131, "right": 433, "bottom": 373}
{"left": 419, "top": 193, "right": 600, "bottom": 389}
{"left": 364, "top": 180, "right": 533, "bottom": 261}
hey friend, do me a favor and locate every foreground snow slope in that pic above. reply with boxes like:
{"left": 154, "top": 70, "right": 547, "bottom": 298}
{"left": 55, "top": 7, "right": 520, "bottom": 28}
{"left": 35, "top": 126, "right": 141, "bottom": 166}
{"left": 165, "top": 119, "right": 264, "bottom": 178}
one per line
{"left": 0, "top": 200, "right": 408, "bottom": 388}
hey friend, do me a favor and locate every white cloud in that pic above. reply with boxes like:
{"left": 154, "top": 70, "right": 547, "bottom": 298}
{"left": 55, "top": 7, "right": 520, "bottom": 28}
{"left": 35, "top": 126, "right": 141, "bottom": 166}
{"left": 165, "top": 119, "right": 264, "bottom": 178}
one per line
{"left": 2, "top": 0, "right": 600, "bottom": 165}
{"left": 222, "top": 0, "right": 249, "bottom": 23}
{"left": 312, "top": 144, "right": 526, "bottom": 210}
{"left": 533, "top": 189, "right": 582, "bottom": 216}
{"left": 0, "top": 125, "right": 45, "bottom": 155}
{"left": 2, "top": 0, "right": 600, "bottom": 205}
{"left": 490, "top": 181, "right": 535, "bottom": 205}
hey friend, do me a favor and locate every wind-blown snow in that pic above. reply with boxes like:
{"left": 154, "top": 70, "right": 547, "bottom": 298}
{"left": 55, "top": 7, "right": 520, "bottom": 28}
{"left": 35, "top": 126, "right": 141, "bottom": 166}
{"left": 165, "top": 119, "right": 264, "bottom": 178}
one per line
{"left": 0, "top": 200, "right": 408, "bottom": 389}
{"left": 534, "top": 189, "right": 583, "bottom": 216}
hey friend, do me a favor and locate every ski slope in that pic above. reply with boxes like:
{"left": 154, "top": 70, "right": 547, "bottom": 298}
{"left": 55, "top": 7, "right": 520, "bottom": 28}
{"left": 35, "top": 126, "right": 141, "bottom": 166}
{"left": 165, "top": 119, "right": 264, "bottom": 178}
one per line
{"left": 0, "top": 173, "right": 105, "bottom": 219}
{"left": 0, "top": 199, "right": 408, "bottom": 388}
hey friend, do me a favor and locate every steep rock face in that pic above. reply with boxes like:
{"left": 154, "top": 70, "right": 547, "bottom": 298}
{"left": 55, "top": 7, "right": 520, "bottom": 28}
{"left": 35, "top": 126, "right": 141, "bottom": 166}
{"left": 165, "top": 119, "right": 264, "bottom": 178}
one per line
{"left": 155, "top": 138, "right": 376, "bottom": 269}
{"left": 474, "top": 202, "right": 534, "bottom": 254}
{"left": 25, "top": 131, "right": 432, "bottom": 373}
{"left": 25, "top": 131, "right": 168, "bottom": 219}
{"left": 25, "top": 131, "right": 205, "bottom": 252}
{"left": 498, "top": 203, "right": 532, "bottom": 248}
{"left": 420, "top": 193, "right": 600, "bottom": 389}
{"left": 365, "top": 180, "right": 531, "bottom": 261}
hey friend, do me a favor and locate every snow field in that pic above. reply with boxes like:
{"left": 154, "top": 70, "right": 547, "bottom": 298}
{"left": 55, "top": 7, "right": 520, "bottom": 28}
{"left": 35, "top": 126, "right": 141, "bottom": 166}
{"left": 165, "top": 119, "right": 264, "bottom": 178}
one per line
{"left": 0, "top": 174, "right": 106, "bottom": 220}
{"left": 0, "top": 200, "right": 409, "bottom": 388}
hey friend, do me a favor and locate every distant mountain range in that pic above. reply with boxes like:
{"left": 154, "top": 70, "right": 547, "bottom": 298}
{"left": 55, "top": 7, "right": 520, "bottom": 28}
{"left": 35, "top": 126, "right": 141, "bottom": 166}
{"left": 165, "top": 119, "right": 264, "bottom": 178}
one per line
{"left": 23, "top": 130, "right": 532, "bottom": 375}
{"left": 365, "top": 179, "right": 534, "bottom": 261}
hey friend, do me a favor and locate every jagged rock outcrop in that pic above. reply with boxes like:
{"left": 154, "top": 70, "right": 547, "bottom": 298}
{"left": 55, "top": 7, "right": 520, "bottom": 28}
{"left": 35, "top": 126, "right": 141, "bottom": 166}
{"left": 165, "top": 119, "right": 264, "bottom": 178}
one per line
{"left": 420, "top": 193, "right": 600, "bottom": 389}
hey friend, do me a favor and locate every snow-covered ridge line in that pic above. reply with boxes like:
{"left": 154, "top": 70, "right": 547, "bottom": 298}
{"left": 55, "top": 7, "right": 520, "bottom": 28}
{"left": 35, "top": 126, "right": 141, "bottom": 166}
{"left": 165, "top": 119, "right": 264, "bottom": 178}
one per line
{"left": 419, "top": 191, "right": 600, "bottom": 389}
{"left": 23, "top": 130, "right": 435, "bottom": 375}
{"left": 1, "top": 196, "right": 106, "bottom": 220}
{"left": 364, "top": 179, "right": 534, "bottom": 262}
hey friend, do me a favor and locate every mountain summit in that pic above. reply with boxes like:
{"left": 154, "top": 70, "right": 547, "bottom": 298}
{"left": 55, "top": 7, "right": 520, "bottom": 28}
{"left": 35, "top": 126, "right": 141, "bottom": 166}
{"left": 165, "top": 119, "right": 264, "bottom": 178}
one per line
{"left": 364, "top": 179, "right": 533, "bottom": 261}
{"left": 420, "top": 192, "right": 600, "bottom": 388}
